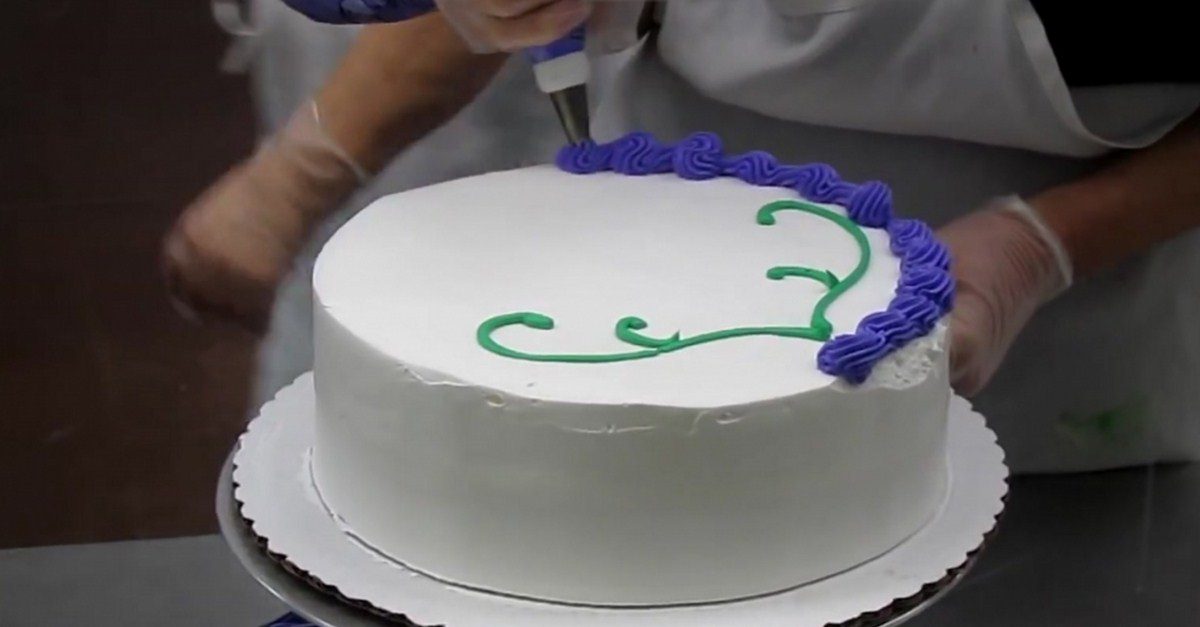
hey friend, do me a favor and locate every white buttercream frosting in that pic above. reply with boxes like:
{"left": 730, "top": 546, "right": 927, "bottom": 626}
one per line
{"left": 311, "top": 166, "right": 950, "bottom": 606}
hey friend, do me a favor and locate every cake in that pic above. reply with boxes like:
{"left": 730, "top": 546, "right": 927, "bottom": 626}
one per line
{"left": 310, "top": 133, "right": 954, "bottom": 606}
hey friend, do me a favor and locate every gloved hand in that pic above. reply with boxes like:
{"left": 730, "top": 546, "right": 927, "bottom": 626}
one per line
{"left": 435, "top": 0, "right": 642, "bottom": 53}
{"left": 936, "top": 195, "right": 1074, "bottom": 395}
{"left": 162, "top": 101, "right": 367, "bottom": 333}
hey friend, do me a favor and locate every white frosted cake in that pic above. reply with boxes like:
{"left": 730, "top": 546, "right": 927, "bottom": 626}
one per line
{"left": 310, "top": 133, "right": 954, "bottom": 606}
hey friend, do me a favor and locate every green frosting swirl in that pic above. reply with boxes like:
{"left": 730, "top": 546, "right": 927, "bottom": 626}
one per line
{"left": 476, "top": 200, "right": 871, "bottom": 363}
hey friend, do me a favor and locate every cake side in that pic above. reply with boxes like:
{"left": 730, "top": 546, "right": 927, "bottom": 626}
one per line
{"left": 313, "top": 289, "right": 949, "bottom": 605}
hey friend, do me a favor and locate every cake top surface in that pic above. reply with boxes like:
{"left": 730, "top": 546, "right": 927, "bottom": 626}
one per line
{"left": 315, "top": 164, "right": 907, "bottom": 407}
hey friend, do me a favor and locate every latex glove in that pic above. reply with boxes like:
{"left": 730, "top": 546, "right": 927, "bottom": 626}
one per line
{"left": 936, "top": 195, "right": 1074, "bottom": 395}
{"left": 162, "top": 101, "right": 367, "bottom": 333}
{"left": 435, "top": 0, "right": 642, "bottom": 53}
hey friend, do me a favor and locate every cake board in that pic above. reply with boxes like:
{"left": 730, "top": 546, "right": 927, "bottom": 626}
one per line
{"left": 223, "top": 373, "right": 1007, "bottom": 627}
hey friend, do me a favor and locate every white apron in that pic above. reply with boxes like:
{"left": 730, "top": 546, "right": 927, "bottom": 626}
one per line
{"left": 222, "top": 0, "right": 570, "bottom": 406}
{"left": 592, "top": 0, "right": 1200, "bottom": 472}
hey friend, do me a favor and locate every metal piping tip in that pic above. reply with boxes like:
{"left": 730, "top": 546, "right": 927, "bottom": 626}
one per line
{"left": 548, "top": 84, "right": 591, "bottom": 145}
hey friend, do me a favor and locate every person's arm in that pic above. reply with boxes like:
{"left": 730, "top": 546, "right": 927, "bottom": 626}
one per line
{"left": 317, "top": 17, "right": 507, "bottom": 174}
{"left": 162, "top": 15, "right": 505, "bottom": 332}
{"left": 940, "top": 109, "right": 1200, "bottom": 395}
{"left": 1036, "top": 111, "right": 1200, "bottom": 277}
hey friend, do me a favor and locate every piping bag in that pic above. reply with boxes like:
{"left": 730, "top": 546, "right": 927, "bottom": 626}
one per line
{"left": 281, "top": 0, "right": 591, "bottom": 144}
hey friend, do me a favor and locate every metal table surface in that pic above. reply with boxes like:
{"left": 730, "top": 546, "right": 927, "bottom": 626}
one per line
{"left": 217, "top": 453, "right": 973, "bottom": 626}
{"left": 218, "top": 452, "right": 1200, "bottom": 626}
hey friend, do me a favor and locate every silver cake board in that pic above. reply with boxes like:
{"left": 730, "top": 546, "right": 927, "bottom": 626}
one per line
{"left": 223, "top": 373, "right": 1008, "bottom": 627}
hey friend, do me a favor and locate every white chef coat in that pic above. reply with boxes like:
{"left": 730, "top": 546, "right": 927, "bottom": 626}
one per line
{"left": 591, "top": 0, "right": 1200, "bottom": 472}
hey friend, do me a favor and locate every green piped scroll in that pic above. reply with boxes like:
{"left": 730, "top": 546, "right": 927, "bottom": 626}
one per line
{"left": 476, "top": 200, "right": 871, "bottom": 364}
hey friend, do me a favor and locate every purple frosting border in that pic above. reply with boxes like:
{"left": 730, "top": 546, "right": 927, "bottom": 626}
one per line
{"left": 556, "top": 132, "right": 955, "bottom": 385}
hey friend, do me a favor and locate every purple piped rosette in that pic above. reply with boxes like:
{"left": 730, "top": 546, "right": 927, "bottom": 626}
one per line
{"left": 556, "top": 132, "right": 955, "bottom": 385}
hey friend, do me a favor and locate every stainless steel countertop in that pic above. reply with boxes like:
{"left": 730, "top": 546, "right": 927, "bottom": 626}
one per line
{"left": 2, "top": 464, "right": 1197, "bottom": 626}
{"left": 916, "top": 463, "right": 1200, "bottom": 626}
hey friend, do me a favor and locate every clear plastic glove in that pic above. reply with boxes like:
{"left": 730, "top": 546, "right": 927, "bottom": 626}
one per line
{"left": 435, "top": 0, "right": 642, "bottom": 53}
{"left": 936, "top": 195, "right": 1074, "bottom": 395}
{"left": 161, "top": 101, "right": 366, "bottom": 333}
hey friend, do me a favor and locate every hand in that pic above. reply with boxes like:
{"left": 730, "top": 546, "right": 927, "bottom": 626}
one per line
{"left": 936, "top": 196, "right": 1073, "bottom": 395}
{"left": 435, "top": 0, "right": 590, "bottom": 52}
{"left": 161, "top": 102, "right": 365, "bottom": 333}
{"left": 435, "top": 0, "right": 641, "bottom": 53}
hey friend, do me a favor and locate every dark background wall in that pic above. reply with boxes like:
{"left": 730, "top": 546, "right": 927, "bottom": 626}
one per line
{"left": 1, "top": 1, "right": 258, "bottom": 547}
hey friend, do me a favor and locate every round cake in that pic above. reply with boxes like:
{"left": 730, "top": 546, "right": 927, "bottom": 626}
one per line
{"left": 310, "top": 134, "right": 953, "bottom": 606}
